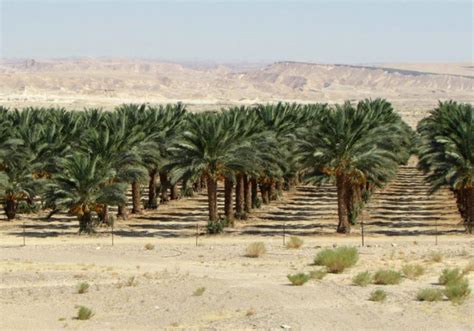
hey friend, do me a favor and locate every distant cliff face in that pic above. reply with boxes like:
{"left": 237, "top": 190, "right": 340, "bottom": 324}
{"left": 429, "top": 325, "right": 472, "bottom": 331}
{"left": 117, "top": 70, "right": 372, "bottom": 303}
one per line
{"left": 0, "top": 58, "right": 472, "bottom": 125}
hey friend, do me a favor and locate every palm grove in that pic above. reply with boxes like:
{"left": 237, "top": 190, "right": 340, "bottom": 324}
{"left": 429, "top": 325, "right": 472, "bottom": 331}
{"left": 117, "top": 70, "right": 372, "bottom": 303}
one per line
{"left": 0, "top": 99, "right": 472, "bottom": 234}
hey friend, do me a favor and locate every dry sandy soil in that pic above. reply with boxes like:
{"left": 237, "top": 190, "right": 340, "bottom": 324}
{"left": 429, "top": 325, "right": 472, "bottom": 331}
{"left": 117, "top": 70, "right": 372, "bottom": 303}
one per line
{"left": 0, "top": 234, "right": 473, "bottom": 331}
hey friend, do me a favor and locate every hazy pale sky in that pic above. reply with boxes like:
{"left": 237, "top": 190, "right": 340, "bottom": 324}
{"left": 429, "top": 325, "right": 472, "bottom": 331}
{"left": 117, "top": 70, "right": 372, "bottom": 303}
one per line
{"left": 0, "top": 0, "right": 472, "bottom": 63}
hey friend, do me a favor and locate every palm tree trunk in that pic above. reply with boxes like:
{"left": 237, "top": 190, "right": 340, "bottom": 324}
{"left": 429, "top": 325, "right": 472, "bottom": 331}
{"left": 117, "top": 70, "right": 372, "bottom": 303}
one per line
{"left": 336, "top": 174, "right": 351, "bottom": 233}
{"left": 276, "top": 181, "right": 283, "bottom": 197}
{"left": 269, "top": 182, "right": 275, "bottom": 201}
{"left": 147, "top": 169, "right": 158, "bottom": 209}
{"left": 4, "top": 198, "right": 17, "bottom": 220}
{"left": 79, "top": 206, "right": 94, "bottom": 234}
{"left": 464, "top": 187, "right": 474, "bottom": 233}
{"left": 117, "top": 204, "right": 128, "bottom": 220}
{"left": 243, "top": 175, "right": 251, "bottom": 213}
{"left": 224, "top": 177, "right": 234, "bottom": 224}
{"left": 131, "top": 181, "right": 142, "bottom": 214}
{"left": 260, "top": 184, "right": 269, "bottom": 204}
{"left": 207, "top": 176, "right": 218, "bottom": 222}
{"left": 235, "top": 174, "right": 244, "bottom": 218}
{"left": 159, "top": 171, "right": 169, "bottom": 202}
{"left": 170, "top": 184, "right": 178, "bottom": 200}
{"left": 251, "top": 178, "right": 259, "bottom": 208}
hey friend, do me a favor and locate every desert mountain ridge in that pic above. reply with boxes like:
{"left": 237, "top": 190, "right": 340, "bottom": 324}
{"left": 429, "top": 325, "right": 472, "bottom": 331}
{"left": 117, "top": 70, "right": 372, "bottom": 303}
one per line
{"left": 0, "top": 58, "right": 472, "bottom": 126}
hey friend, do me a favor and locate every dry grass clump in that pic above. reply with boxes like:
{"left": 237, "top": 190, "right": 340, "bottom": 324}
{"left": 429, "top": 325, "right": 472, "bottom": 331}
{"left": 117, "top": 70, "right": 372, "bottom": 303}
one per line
{"left": 373, "top": 269, "right": 403, "bottom": 285}
{"left": 438, "top": 268, "right": 464, "bottom": 286}
{"left": 369, "top": 289, "right": 387, "bottom": 302}
{"left": 246, "top": 308, "right": 256, "bottom": 317}
{"left": 193, "top": 287, "right": 206, "bottom": 296}
{"left": 309, "top": 269, "right": 327, "bottom": 280}
{"left": 144, "top": 243, "right": 155, "bottom": 250}
{"left": 245, "top": 242, "right": 266, "bottom": 258}
{"left": 286, "top": 236, "right": 304, "bottom": 249}
{"left": 287, "top": 273, "right": 310, "bottom": 286}
{"left": 402, "top": 264, "right": 425, "bottom": 280}
{"left": 416, "top": 288, "right": 443, "bottom": 302}
{"left": 444, "top": 280, "right": 471, "bottom": 304}
{"left": 126, "top": 276, "right": 138, "bottom": 287}
{"left": 76, "top": 306, "right": 94, "bottom": 320}
{"left": 352, "top": 271, "right": 372, "bottom": 287}
{"left": 462, "top": 260, "right": 474, "bottom": 275}
{"left": 314, "top": 246, "right": 358, "bottom": 273}
{"left": 428, "top": 251, "right": 443, "bottom": 263}
{"left": 77, "top": 282, "right": 90, "bottom": 294}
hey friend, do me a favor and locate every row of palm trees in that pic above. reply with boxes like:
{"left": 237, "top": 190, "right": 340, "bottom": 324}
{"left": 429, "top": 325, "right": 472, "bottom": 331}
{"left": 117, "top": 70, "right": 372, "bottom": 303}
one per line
{"left": 0, "top": 99, "right": 470, "bottom": 234}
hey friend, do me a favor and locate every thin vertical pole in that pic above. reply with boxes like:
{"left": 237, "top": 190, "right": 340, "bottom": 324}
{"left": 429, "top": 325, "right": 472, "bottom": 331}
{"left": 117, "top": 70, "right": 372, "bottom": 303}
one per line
{"left": 23, "top": 221, "right": 26, "bottom": 246}
{"left": 111, "top": 221, "right": 114, "bottom": 246}
{"left": 361, "top": 218, "right": 365, "bottom": 247}
{"left": 283, "top": 222, "right": 286, "bottom": 246}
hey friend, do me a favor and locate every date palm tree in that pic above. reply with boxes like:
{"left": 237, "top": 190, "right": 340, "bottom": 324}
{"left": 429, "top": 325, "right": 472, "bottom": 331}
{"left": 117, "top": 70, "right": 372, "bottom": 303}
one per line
{"left": 418, "top": 101, "right": 473, "bottom": 232}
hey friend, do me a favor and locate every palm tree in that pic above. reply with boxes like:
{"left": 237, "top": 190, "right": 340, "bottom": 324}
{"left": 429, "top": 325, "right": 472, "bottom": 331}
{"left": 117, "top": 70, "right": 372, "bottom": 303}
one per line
{"left": 45, "top": 153, "right": 127, "bottom": 233}
{"left": 418, "top": 101, "right": 473, "bottom": 232}
{"left": 298, "top": 102, "right": 403, "bottom": 233}
{"left": 167, "top": 112, "right": 252, "bottom": 229}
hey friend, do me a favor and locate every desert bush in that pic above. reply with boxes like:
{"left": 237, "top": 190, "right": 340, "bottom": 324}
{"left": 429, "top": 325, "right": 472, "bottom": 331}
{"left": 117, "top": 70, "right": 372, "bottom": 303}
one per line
{"left": 126, "top": 276, "right": 138, "bottom": 287}
{"left": 352, "top": 271, "right": 372, "bottom": 287}
{"left": 287, "top": 273, "right": 310, "bottom": 286}
{"left": 286, "top": 236, "right": 304, "bottom": 249}
{"left": 402, "top": 264, "right": 425, "bottom": 280}
{"left": 245, "top": 242, "right": 266, "bottom": 258}
{"left": 314, "top": 246, "right": 359, "bottom": 273}
{"left": 462, "top": 260, "right": 474, "bottom": 275}
{"left": 206, "top": 219, "right": 228, "bottom": 234}
{"left": 309, "top": 269, "right": 327, "bottom": 280}
{"left": 429, "top": 251, "right": 443, "bottom": 263}
{"left": 416, "top": 288, "right": 443, "bottom": 302}
{"left": 76, "top": 306, "right": 94, "bottom": 320}
{"left": 438, "top": 268, "right": 464, "bottom": 286}
{"left": 144, "top": 243, "right": 155, "bottom": 250}
{"left": 444, "top": 279, "right": 471, "bottom": 304}
{"left": 373, "top": 269, "right": 402, "bottom": 285}
{"left": 193, "top": 287, "right": 206, "bottom": 296}
{"left": 77, "top": 282, "right": 90, "bottom": 294}
{"left": 369, "top": 289, "right": 387, "bottom": 302}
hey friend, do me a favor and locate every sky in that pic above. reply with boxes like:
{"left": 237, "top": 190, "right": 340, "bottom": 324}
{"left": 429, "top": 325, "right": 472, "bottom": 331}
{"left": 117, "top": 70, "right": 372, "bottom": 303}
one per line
{"left": 0, "top": 0, "right": 472, "bottom": 63}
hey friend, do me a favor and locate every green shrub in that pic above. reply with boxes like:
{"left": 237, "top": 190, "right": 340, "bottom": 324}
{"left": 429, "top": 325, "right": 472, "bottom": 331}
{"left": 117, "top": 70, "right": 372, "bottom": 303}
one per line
{"left": 314, "top": 246, "right": 359, "bottom": 273}
{"left": 352, "top": 271, "right": 372, "bottom": 287}
{"left": 245, "top": 242, "right": 266, "bottom": 258}
{"left": 402, "top": 264, "right": 425, "bottom": 280}
{"left": 287, "top": 273, "right": 310, "bottom": 286}
{"left": 77, "top": 282, "right": 89, "bottom": 294}
{"left": 206, "top": 219, "right": 227, "bottom": 234}
{"left": 309, "top": 269, "right": 327, "bottom": 280}
{"left": 286, "top": 236, "right": 304, "bottom": 249}
{"left": 439, "top": 268, "right": 464, "bottom": 286}
{"left": 193, "top": 287, "right": 206, "bottom": 296}
{"left": 369, "top": 289, "right": 387, "bottom": 302}
{"left": 373, "top": 269, "right": 402, "bottom": 285}
{"left": 444, "top": 279, "right": 471, "bottom": 304}
{"left": 416, "top": 288, "right": 443, "bottom": 302}
{"left": 76, "top": 306, "right": 94, "bottom": 320}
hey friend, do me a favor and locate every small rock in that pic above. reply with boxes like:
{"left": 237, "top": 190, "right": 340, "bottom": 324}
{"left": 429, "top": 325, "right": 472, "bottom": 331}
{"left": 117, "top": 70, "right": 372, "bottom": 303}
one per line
{"left": 281, "top": 324, "right": 291, "bottom": 330}
{"left": 391, "top": 243, "right": 397, "bottom": 247}
{"left": 96, "top": 246, "right": 101, "bottom": 250}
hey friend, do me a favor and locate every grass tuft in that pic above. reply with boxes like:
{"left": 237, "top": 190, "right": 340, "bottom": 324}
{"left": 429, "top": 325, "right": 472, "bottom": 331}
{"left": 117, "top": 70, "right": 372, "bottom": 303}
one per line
{"left": 369, "top": 289, "right": 387, "bottom": 302}
{"left": 314, "top": 246, "right": 358, "bottom": 273}
{"left": 402, "top": 264, "right": 425, "bottom": 280}
{"left": 193, "top": 287, "right": 206, "bottom": 296}
{"left": 286, "top": 236, "right": 304, "bottom": 249}
{"left": 416, "top": 288, "right": 443, "bottom": 302}
{"left": 352, "top": 271, "right": 372, "bottom": 287}
{"left": 462, "top": 260, "right": 474, "bottom": 275}
{"left": 76, "top": 306, "right": 94, "bottom": 320}
{"left": 444, "top": 279, "right": 471, "bottom": 304}
{"left": 428, "top": 251, "right": 443, "bottom": 263}
{"left": 245, "top": 242, "right": 266, "bottom": 258}
{"left": 373, "top": 269, "right": 403, "bottom": 285}
{"left": 144, "top": 243, "right": 155, "bottom": 250}
{"left": 77, "top": 282, "right": 90, "bottom": 294}
{"left": 287, "top": 273, "right": 310, "bottom": 286}
{"left": 438, "top": 268, "right": 464, "bottom": 286}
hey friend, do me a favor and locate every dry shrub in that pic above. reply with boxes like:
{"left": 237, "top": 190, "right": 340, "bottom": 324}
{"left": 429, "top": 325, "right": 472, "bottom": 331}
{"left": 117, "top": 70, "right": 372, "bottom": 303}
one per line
{"left": 287, "top": 273, "right": 309, "bottom": 286}
{"left": 402, "top": 264, "right": 425, "bottom": 280}
{"left": 429, "top": 251, "right": 443, "bottom": 263}
{"left": 369, "top": 289, "right": 387, "bottom": 302}
{"left": 438, "top": 268, "right": 464, "bottom": 286}
{"left": 314, "top": 246, "right": 358, "bottom": 273}
{"left": 126, "top": 276, "right": 138, "bottom": 287}
{"left": 352, "top": 271, "right": 372, "bottom": 287}
{"left": 373, "top": 269, "right": 402, "bottom": 285}
{"left": 462, "top": 260, "right": 474, "bottom": 275}
{"left": 245, "top": 242, "right": 266, "bottom": 258}
{"left": 444, "top": 280, "right": 471, "bottom": 304}
{"left": 77, "top": 282, "right": 90, "bottom": 294}
{"left": 76, "top": 306, "right": 94, "bottom": 320}
{"left": 193, "top": 287, "right": 206, "bottom": 296}
{"left": 416, "top": 288, "right": 443, "bottom": 302}
{"left": 286, "top": 236, "right": 304, "bottom": 249}
{"left": 144, "top": 243, "right": 155, "bottom": 250}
